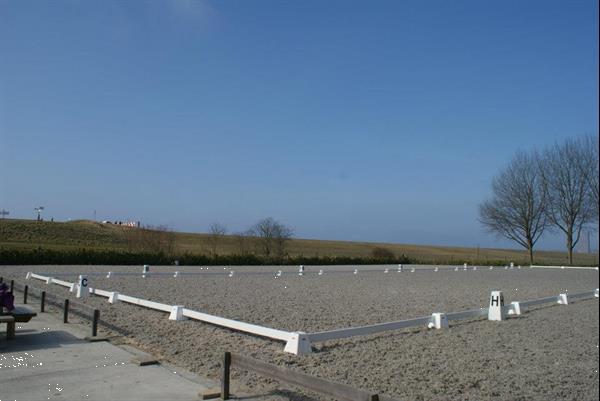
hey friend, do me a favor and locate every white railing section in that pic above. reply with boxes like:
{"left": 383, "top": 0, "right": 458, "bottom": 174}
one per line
{"left": 115, "top": 294, "right": 172, "bottom": 312}
{"left": 181, "top": 308, "right": 292, "bottom": 342}
{"left": 36, "top": 264, "right": 540, "bottom": 280}
{"left": 26, "top": 272, "right": 298, "bottom": 351}
{"left": 446, "top": 307, "right": 489, "bottom": 321}
{"left": 517, "top": 295, "right": 560, "bottom": 309}
{"left": 26, "top": 272, "right": 598, "bottom": 356}
{"left": 307, "top": 316, "right": 433, "bottom": 343}
{"left": 530, "top": 265, "right": 599, "bottom": 271}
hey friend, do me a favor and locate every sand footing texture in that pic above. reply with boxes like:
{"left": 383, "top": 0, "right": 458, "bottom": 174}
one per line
{"left": 2, "top": 265, "right": 598, "bottom": 400}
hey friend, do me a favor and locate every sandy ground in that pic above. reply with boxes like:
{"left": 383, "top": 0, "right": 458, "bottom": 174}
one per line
{"left": 1, "top": 265, "right": 598, "bottom": 400}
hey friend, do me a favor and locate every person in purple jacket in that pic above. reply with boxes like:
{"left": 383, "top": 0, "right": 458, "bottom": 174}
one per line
{"left": 0, "top": 282, "right": 15, "bottom": 312}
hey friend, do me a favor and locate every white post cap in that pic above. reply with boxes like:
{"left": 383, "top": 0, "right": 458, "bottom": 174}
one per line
{"left": 283, "top": 332, "right": 312, "bottom": 355}
{"left": 108, "top": 291, "right": 119, "bottom": 304}
{"left": 168, "top": 305, "right": 187, "bottom": 321}
{"left": 428, "top": 313, "right": 449, "bottom": 329}
{"left": 507, "top": 301, "right": 521, "bottom": 316}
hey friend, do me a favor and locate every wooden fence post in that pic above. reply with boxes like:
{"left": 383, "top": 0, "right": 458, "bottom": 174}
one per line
{"left": 41, "top": 291, "right": 46, "bottom": 312}
{"left": 24, "top": 285, "right": 28, "bottom": 304}
{"left": 222, "top": 352, "right": 231, "bottom": 400}
{"left": 92, "top": 309, "right": 100, "bottom": 337}
{"left": 63, "top": 299, "right": 70, "bottom": 323}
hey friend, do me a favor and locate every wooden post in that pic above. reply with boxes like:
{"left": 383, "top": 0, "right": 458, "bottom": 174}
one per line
{"left": 92, "top": 309, "right": 100, "bottom": 337}
{"left": 10, "top": 280, "right": 14, "bottom": 293}
{"left": 221, "top": 352, "right": 231, "bottom": 400}
{"left": 63, "top": 299, "right": 70, "bottom": 323}
{"left": 41, "top": 291, "right": 46, "bottom": 312}
{"left": 24, "top": 285, "right": 28, "bottom": 304}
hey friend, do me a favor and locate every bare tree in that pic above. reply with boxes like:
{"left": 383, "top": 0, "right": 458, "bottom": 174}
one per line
{"left": 232, "top": 230, "right": 253, "bottom": 256}
{"left": 126, "top": 224, "right": 176, "bottom": 255}
{"left": 207, "top": 223, "right": 227, "bottom": 256}
{"left": 539, "top": 137, "right": 595, "bottom": 264}
{"left": 479, "top": 151, "right": 547, "bottom": 264}
{"left": 250, "top": 217, "right": 293, "bottom": 259}
{"left": 371, "top": 247, "right": 395, "bottom": 261}
{"left": 579, "top": 134, "right": 599, "bottom": 221}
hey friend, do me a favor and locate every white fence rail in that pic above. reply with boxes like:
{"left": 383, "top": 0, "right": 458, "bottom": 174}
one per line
{"left": 182, "top": 308, "right": 292, "bottom": 342}
{"left": 26, "top": 272, "right": 298, "bottom": 351}
{"left": 530, "top": 265, "right": 598, "bottom": 271}
{"left": 26, "top": 272, "right": 598, "bottom": 355}
{"left": 307, "top": 316, "right": 433, "bottom": 343}
{"left": 446, "top": 307, "right": 489, "bottom": 321}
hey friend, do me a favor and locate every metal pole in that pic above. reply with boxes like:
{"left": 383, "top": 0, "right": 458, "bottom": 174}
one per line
{"left": 63, "top": 299, "right": 69, "bottom": 323}
{"left": 10, "top": 280, "right": 14, "bottom": 293}
{"left": 41, "top": 291, "right": 46, "bottom": 312}
{"left": 24, "top": 285, "right": 28, "bottom": 304}
{"left": 222, "top": 352, "right": 231, "bottom": 400}
{"left": 92, "top": 309, "right": 100, "bottom": 337}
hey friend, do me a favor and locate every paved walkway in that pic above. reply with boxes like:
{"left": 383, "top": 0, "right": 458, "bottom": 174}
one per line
{"left": 0, "top": 304, "right": 217, "bottom": 401}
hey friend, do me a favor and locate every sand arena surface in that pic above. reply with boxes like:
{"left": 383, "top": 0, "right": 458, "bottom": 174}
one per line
{"left": 2, "top": 265, "right": 599, "bottom": 400}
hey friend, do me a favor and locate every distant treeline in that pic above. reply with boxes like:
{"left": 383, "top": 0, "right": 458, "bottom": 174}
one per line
{"left": 0, "top": 247, "right": 414, "bottom": 266}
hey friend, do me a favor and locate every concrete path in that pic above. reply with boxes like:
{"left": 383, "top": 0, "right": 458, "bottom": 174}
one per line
{"left": 0, "top": 304, "right": 217, "bottom": 401}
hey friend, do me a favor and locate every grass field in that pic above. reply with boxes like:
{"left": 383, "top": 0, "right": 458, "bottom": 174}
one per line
{"left": 0, "top": 218, "right": 597, "bottom": 265}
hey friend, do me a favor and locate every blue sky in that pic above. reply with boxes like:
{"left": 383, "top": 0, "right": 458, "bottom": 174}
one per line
{"left": 1, "top": 0, "right": 598, "bottom": 250}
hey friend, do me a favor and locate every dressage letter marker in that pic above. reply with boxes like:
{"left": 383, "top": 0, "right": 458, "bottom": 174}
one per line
{"left": 488, "top": 290, "right": 505, "bottom": 321}
{"left": 76, "top": 275, "right": 89, "bottom": 298}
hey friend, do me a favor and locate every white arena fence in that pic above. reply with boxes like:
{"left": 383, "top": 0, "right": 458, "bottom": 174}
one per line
{"left": 33, "top": 263, "right": 553, "bottom": 279}
{"left": 26, "top": 272, "right": 599, "bottom": 355}
{"left": 530, "top": 265, "right": 599, "bottom": 271}
{"left": 35, "top": 263, "right": 598, "bottom": 280}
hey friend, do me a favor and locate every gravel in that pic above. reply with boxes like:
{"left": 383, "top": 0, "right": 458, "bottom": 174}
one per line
{"left": 2, "top": 264, "right": 598, "bottom": 400}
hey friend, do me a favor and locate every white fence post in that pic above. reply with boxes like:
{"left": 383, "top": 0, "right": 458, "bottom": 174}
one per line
{"left": 428, "top": 313, "right": 449, "bottom": 329}
{"left": 169, "top": 305, "right": 187, "bottom": 321}
{"left": 109, "top": 292, "right": 120, "bottom": 304}
{"left": 508, "top": 301, "right": 521, "bottom": 316}
{"left": 283, "top": 332, "right": 312, "bottom": 355}
{"left": 488, "top": 291, "right": 505, "bottom": 321}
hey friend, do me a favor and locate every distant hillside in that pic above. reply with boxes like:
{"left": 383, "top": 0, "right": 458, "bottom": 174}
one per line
{"left": 0, "top": 218, "right": 597, "bottom": 266}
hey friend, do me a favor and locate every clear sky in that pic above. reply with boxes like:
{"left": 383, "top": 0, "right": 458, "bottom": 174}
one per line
{"left": 1, "top": 1, "right": 598, "bottom": 250}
